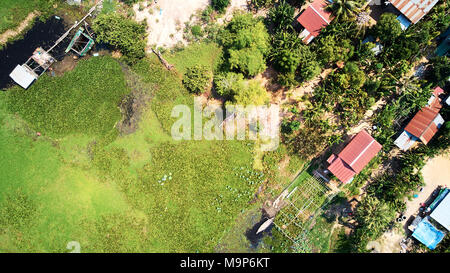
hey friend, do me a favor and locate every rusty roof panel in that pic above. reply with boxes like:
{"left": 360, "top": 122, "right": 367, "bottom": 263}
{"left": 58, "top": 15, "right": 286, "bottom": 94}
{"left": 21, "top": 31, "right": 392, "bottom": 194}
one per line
{"left": 389, "top": 0, "right": 439, "bottom": 24}
{"left": 405, "top": 106, "right": 440, "bottom": 141}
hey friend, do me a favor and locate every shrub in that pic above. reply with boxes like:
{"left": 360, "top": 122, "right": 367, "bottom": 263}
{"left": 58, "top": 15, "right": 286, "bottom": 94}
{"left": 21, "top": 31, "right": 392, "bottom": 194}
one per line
{"left": 183, "top": 65, "right": 212, "bottom": 94}
{"left": 426, "top": 56, "right": 450, "bottom": 88}
{"left": 229, "top": 48, "right": 266, "bottom": 77}
{"left": 277, "top": 72, "right": 298, "bottom": 88}
{"left": 93, "top": 13, "right": 147, "bottom": 64}
{"left": 373, "top": 13, "right": 402, "bottom": 44}
{"left": 120, "top": 0, "right": 140, "bottom": 5}
{"left": 231, "top": 80, "right": 270, "bottom": 106}
{"left": 211, "top": 0, "right": 230, "bottom": 13}
{"left": 191, "top": 25, "right": 203, "bottom": 38}
{"left": 281, "top": 119, "right": 300, "bottom": 134}
{"left": 214, "top": 72, "right": 245, "bottom": 99}
{"left": 249, "top": 0, "right": 276, "bottom": 10}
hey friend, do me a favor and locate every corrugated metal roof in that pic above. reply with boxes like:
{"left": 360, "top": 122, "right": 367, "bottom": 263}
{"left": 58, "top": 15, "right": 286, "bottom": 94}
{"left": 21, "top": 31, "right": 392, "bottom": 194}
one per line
{"left": 338, "top": 130, "right": 382, "bottom": 173}
{"left": 327, "top": 156, "right": 356, "bottom": 184}
{"left": 9, "top": 65, "right": 37, "bottom": 89}
{"left": 404, "top": 106, "right": 443, "bottom": 144}
{"left": 327, "top": 130, "right": 382, "bottom": 183}
{"left": 297, "top": 0, "right": 333, "bottom": 42}
{"left": 389, "top": 0, "right": 439, "bottom": 24}
{"left": 433, "top": 86, "right": 444, "bottom": 97}
{"left": 394, "top": 130, "right": 418, "bottom": 151}
{"left": 430, "top": 191, "right": 450, "bottom": 231}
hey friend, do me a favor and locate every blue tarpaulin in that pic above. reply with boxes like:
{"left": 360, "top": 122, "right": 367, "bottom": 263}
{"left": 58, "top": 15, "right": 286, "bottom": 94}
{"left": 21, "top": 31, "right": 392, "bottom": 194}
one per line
{"left": 397, "top": 15, "right": 412, "bottom": 30}
{"left": 412, "top": 217, "right": 446, "bottom": 250}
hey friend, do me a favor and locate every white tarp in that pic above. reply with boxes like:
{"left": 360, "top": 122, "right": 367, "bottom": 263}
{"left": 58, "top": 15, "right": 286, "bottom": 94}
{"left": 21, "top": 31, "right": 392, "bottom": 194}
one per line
{"left": 9, "top": 65, "right": 37, "bottom": 89}
{"left": 430, "top": 193, "right": 450, "bottom": 231}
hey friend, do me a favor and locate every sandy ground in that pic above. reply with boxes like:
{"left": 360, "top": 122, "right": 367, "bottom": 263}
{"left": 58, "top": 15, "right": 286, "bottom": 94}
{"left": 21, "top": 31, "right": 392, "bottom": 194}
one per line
{"left": 367, "top": 154, "right": 450, "bottom": 253}
{"left": 133, "top": 0, "right": 210, "bottom": 49}
{"left": 134, "top": 0, "right": 249, "bottom": 50}
{"left": 347, "top": 98, "right": 386, "bottom": 135}
{"left": 217, "top": 0, "right": 249, "bottom": 24}
{"left": 0, "top": 12, "right": 38, "bottom": 45}
{"left": 367, "top": 228, "right": 404, "bottom": 253}
{"left": 403, "top": 154, "right": 450, "bottom": 221}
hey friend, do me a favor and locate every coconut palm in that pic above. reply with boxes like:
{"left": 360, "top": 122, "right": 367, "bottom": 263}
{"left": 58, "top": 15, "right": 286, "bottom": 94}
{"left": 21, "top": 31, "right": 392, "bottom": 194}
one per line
{"left": 326, "top": 0, "right": 362, "bottom": 22}
{"left": 355, "top": 7, "right": 371, "bottom": 35}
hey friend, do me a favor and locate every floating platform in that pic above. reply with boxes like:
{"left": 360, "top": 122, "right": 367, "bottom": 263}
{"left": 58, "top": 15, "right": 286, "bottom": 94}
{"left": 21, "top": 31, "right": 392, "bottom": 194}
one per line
{"left": 9, "top": 47, "right": 56, "bottom": 89}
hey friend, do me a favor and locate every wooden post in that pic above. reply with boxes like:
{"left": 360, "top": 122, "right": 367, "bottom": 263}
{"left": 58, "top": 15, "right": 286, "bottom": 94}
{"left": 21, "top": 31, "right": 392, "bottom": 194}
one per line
{"left": 151, "top": 48, "right": 174, "bottom": 70}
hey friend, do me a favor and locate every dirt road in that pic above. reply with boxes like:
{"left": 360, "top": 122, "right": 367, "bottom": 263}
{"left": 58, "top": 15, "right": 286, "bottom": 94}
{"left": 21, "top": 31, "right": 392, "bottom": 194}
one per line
{"left": 0, "top": 12, "right": 38, "bottom": 45}
{"left": 403, "top": 153, "right": 450, "bottom": 221}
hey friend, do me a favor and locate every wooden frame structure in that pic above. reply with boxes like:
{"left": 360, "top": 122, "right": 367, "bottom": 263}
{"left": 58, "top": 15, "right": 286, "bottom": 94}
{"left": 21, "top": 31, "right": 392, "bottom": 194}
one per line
{"left": 65, "top": 26, "right": 95, "bottom": 56}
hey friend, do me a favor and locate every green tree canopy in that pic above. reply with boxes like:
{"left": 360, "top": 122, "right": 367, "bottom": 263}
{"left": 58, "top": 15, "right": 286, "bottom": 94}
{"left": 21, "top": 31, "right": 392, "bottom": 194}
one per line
{"left": 183, "top": 65, "right": 212, "bottom": 94}
{"left": 426, "top": 56, "right": 450, "bottom": 88}
{"left": 231, "top": 80, "right": 270, "bottom": 106}
{"left": 326, "top": 0, "right": 362, "bottom": 22}
{"left": 214, "top": 72, "right": 245, "bottom": 99}
{"left": 373, "top": 13, "right": 402, "bottom": 44}
{"left": 219, "top": 12, "right": 270, "bottom": 76}
{"left": 93, "top": 13, "right": 147, "bottom": 64}
{"left": 267, "top": 1, "right": 295, "bottom": 33}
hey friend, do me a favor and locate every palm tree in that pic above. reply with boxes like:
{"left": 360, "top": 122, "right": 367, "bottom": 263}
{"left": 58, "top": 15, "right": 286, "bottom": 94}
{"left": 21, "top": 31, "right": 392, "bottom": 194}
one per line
{"left": 355, "top": 7, "right": 371, "bottom": 36}
{"left": 326, "top": 0, "right": 362, "bottom": 22}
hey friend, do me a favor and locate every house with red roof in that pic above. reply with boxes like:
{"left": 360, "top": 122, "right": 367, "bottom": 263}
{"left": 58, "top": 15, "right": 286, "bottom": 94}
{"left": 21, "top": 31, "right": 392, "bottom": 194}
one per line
{"left": 327, "top": 130, "right": 382, "bottom": 184}
{"left": 296, "top": 0, "right": 333, "bottom": 44}
{"left": 394, "top": 87, "right": 445, "bottom": 151}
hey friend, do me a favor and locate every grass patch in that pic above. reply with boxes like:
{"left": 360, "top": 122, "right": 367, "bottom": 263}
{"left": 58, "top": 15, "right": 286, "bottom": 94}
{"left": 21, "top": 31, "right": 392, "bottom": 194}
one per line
{"left": 4, "top": 56, "right": 128, "bottom": 137}
{"left": 0, "top": 0, "right": 38, "bottom": 34}
{"left": 101, "top": 0, "right": 119, "bottom": 14}
{"left": 0, "top": 43, "right": 270, "bottom": 252}
{"left": 165, "top": 42, "right": 223, "bottom": 75}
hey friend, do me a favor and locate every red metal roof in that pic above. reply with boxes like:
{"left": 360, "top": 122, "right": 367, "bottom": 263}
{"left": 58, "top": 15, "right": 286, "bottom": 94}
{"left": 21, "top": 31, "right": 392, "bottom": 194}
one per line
{"left": 296, "top": 0, "right": 332, "bottom": 39}
{"left": 433, "top": 86, "right": 444, "bottom": 97}
{"left": 404, "top": 106, "right": 440, "bottom": 144}
{"left": 327, "top": 130, "right": 382, "bottom": 184}
{"left": 327, "top": 156, "right": 356, "bottom": 184}
{"left": 389, "top": 0, "right": 438, "bottom": 24}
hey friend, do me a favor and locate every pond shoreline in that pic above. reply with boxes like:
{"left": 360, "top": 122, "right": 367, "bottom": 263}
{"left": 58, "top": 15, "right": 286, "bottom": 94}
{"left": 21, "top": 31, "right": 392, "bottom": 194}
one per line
{"left": 0, "top": 11, "right": 39, "bottom": 47}
{"left": 0, "top": 16, "right": 70, "bottom": 90}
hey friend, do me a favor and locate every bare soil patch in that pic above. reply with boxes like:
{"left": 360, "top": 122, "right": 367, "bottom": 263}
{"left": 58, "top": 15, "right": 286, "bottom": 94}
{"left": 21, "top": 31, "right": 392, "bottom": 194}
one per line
{"left": 133, "top": 0, "right": 209, "bottom": 49}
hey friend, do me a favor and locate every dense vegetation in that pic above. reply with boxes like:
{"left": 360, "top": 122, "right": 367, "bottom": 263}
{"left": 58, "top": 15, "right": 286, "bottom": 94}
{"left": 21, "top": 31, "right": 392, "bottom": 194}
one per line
{"left": 182, "top": 64, "right": 213, "bottom": 94}
{"left": 218, "top": 12, "right": 270, "bottom": 77}
{"left": 93, "top": 13, "right": 147, "bottom": 64}
{"left": 0, "top": 0, "right": 448, "bottom": 254}
{"left": 5, "top": 56, "right": 128, "bottom": 137}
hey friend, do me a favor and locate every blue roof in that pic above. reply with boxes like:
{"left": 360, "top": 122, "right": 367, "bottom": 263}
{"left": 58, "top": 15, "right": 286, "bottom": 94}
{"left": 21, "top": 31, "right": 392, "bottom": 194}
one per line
{"left": 412, "top": 217, "right": 446, "bottom": 250}
{"left": 396, "top": 15, "right": 412, "bottom": 30}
